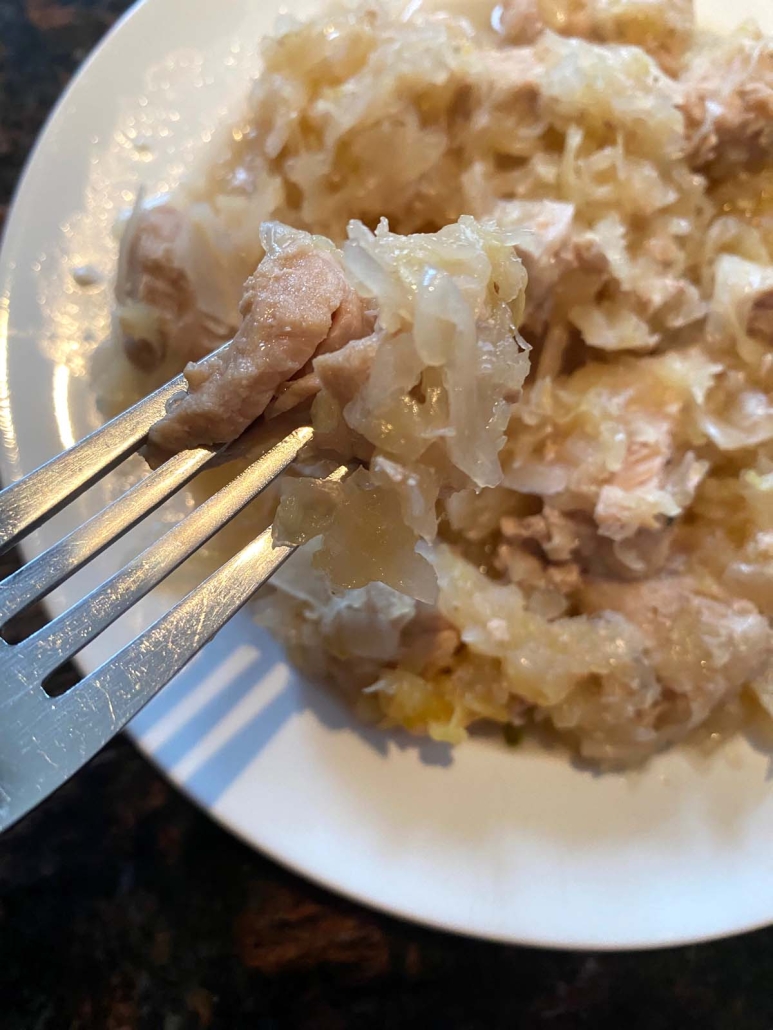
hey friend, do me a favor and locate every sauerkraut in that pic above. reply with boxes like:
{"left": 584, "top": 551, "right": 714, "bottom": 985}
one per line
{"left": 105, "top": 0, "right": 773, "bottom": 765}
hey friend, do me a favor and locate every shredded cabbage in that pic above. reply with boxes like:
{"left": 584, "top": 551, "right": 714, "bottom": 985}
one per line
{"left": 103, "top": 0, "right": 773, "bottom": 765}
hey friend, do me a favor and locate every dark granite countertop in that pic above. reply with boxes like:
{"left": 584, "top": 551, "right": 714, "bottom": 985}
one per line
{"left": 1, "top": 1, "right": 773, "bottom": 1027}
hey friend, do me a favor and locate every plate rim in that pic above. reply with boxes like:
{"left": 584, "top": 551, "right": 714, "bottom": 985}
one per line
{"left": 133, "top": 738, "right": 773, "bottom": 951}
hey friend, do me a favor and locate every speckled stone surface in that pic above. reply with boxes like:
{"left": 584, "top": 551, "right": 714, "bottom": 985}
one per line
{"left": 1, "top": 1, "right": 773, "bottom": 1027}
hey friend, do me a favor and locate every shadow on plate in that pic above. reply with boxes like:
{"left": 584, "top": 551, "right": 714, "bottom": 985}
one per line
{"left": 129, "top": 612, "right": 773, "bottom": 846}
{"left": 129, "top": 612, "right": 452, "bottom": 808}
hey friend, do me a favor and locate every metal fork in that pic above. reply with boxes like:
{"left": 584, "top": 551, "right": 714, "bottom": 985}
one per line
{"left": 0, "top": 369, "right": 341, "bottom": 834}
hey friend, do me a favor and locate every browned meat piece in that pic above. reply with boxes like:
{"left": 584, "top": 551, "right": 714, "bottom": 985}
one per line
{"left": 681, "top": 33, "right": 773, "bottom": 174}
{"left": 493, "top": 201, "right": 616, "bottom": 343}
{"left": 320, "top": 291, "right": 374, "bottom": 355}
{"left": 147, "top": 234, "right": 369, "bottom": 457}
{"left": 581, "top": 521, "right": 675, "bottom": 580}
{"left": 613, "top": 440, "right": 665, "bottom": 494}
{"left": 503, "top": 506, "right": 676, "bottom": 581}
{"left": 747, "top": 289, "right": 773, "bottom": 343}
{"left": 495, "top": 539, "right": 582, "bottom": 599}
{"left": 497, "top": 0, "right": 544, "bottom": 44}
{"left": 493, "top": 201, "right": 576, "bottom": 319}
{"left": 498, "top": 196, "right": 703, "bottom": 358}
{"left": 709, "top": 255, "right": 773, "bottom": 364}
{"left": 264, "top": 289, "right": 376, "bottom": 419}
{"left": 582, "top": 577, "right": 772, "bottom": 701}
{"left": 471, "top": 46, "right": 542, "bottom": 117}
{"left": 496, "top": 508, "right": 583, "bottom": 613}
{"left": 295, "top": 335, "right": 382, "bottom": 465}
{"left": 117, "top": 203, "right": 236, "bottom": 369}
{"left": 313, "top": 334, "right": 381, "bottom": 409}
{"left": 498, "top": 0, "right": 585, "bottom": 42}
{"left": 549, "top": 576, "right": 772, "bottom": 761}
{"left": 566, "top": 232, "right": 613, "bottom": 277}
{"left": 498, "top": 0, "right": 693, "bottom": 74}
{"left": 399, "top": 609, "right": 461, "bottom": 676}
{"left": 595, "top": 446, "right": 707, "bottom": 542}
{"left": 264, "top": 372, "right": 322, "bottom": 419}
{"left": 500, "top": 506, "right": 580, "bottom": 563}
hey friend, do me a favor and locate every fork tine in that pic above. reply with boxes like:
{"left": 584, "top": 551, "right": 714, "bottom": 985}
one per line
{"left": 0, "top": 372, "right": 189, "bottom": 554}
{"left": 0, "top": 444, "right": 217, "bottom": 629}
{"left": 67, "top": 521, "right": 300, "bottom": 735}
{"left": 0, "top": 466, "right": 347, "bottom": 834}
{"left": 15, "top": 425, "right": 315, "bottom": 682}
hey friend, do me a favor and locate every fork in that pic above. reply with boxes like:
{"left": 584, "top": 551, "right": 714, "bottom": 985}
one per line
{"left": 0, "top": 367, "right": 344, "bottom": 834}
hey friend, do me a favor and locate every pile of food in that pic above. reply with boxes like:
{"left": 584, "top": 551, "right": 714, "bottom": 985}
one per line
{"left": 110, "top": 0, "right": 773, "bottom": 763}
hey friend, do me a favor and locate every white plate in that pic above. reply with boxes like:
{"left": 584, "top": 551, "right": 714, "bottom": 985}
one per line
{"left": 2, "top": 0, "right": 773, "bottom": 950}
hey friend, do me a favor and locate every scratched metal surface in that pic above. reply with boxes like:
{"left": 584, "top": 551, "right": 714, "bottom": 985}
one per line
{"left": 0, "top": 421, "right": 320, "bottom": 832}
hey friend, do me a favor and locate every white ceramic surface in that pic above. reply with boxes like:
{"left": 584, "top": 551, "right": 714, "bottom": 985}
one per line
{"left": 2, "top": 0, "right": 773, "bottom": 950}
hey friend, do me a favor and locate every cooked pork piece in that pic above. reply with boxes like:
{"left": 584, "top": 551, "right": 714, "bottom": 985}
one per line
{"left": 117, "top": 203, "right": 238, "bottom": 370}
{"left": 681, "top": 31, "right": 773, "bottom": 174}
{"left": 148, "top": 226, "right": 371, "bottom": 457}
{"left": 550, "top": 576, "right": 773, "bottom": 761}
